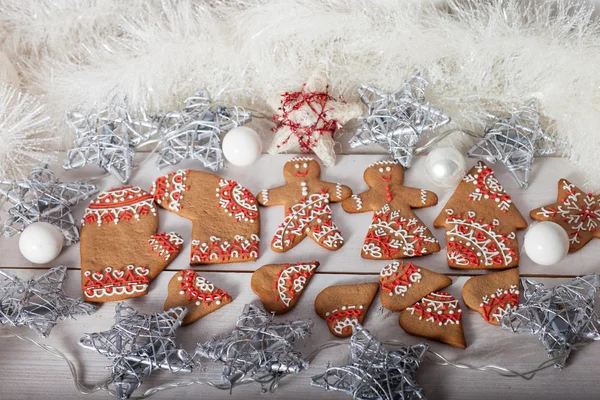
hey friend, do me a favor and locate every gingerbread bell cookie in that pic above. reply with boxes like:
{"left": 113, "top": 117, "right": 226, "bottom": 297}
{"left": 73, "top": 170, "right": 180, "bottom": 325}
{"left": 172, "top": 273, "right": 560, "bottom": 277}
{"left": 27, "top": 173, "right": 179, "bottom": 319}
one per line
{"left": 343, "top": 160, "right": 440, "bottom": 259}
{"left": 399, "top": 292, "right": 466, "bottom": 348}
{"left": 80, "top": 186, "right": 183, "bottom": 302}
{"left": 257, "top": 157, "right": 351, "bottom": 252}
{"left": 434, "top": 161, "right": 527, "bottom": 269}
{"left": 152, "top": 170, "right": 260, "bottom": 265}
{"left": 251, "top": 261, "right": 319, "bottom": 314}
{"left": 314, "top": 282, "right": 378, "bottom": 337}
{"left": 462, "top": 268, "right": 519, "bottom": 326}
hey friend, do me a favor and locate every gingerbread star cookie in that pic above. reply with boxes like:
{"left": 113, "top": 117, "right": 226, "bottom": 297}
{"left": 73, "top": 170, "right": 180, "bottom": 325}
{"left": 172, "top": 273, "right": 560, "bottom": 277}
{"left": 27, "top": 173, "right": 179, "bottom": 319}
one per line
{"left": 530, "top": 179, "right": 600, "bottom": 252}
{"left": 314, "top": 282, "right": 379, "bottom": 337}
{"left": 343, "top": 160, "right": 439, "bottom": 259}
{"left": 251, "top": 261, "right": 319, "bottom": 314}
{"left": 257, "top": 157, "right": 351, "bottom": 252}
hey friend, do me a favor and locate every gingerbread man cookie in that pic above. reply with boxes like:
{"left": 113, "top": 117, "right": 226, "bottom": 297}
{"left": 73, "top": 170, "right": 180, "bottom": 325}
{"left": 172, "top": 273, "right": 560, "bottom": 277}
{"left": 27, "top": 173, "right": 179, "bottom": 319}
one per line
{"left": 342, "top": 160, "right": 439, "bottom": 259}
{"left": 257, "top": 157, "right": 351, "bottom": 252}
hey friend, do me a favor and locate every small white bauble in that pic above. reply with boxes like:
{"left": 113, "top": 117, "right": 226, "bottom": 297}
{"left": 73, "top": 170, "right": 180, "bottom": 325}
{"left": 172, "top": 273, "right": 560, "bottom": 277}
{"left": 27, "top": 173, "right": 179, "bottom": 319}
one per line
{"left": 19, "top": 222, "right": 64, "bottom": 264}
{"left": 0, "top": 51, "right": 20, "bottom": 87}
{"left": 524, "top": 221, "right": 569, "bottom": 266}
{"left": 222, "top": 126, "right": 262, "bottom": 167}
{"left": 425, "top": 147, "right": 467, "bottom": 187}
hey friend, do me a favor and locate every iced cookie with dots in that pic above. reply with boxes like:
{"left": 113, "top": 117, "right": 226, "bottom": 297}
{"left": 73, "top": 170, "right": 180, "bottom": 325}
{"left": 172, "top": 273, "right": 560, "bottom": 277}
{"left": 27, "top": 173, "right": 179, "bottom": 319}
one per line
{"left": 342, "top": 160, "right": 440, "bottom": 259}
{"left": 80, "top": 186, "right": 184, "bottom": 302}
{"left": 256, "top": 157, "right": 351, "bottom": 252}
{"left": 152, "top": 169, "right": 260, "bottom": 265}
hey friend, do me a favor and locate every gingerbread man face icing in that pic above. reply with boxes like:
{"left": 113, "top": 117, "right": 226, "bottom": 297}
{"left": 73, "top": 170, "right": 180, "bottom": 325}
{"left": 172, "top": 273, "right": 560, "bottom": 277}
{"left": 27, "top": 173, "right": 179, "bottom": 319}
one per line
{"left": 342, "top": 160, "right": 440, "bottom": 259}
{"left": 257, "top": 157, "right": 352, "bottom": 252}
{"left": 80, "top": 186, "right": 183, "bottom": 302}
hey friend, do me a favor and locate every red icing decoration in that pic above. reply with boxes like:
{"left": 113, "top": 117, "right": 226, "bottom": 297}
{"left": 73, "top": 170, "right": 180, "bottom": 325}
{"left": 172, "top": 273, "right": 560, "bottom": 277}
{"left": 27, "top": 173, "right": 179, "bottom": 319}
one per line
{"left": 191, "top": 235, "right": 260, "bottom": 263}
{"left": 470, "top": 165, "right": 512, "bottom": 214}
{"left": 178, "top": 270, "right": 230, "bottom": 305}
{"left": 447, "top": 242, "right": 480, "bottom": 267}
{"left": 216, "top": 179, "right": 259, "bottom": 222}
{"left": 380, "top": 262, "right": 420, "bottom": 294}
{"left": 364, "top": 208, "right": 428, "bottom": 258}
{"left": 480, "top": 290, "right": 520, "bottom": 323}
{"left": 82, "top": 266, "right": 150, "bottom": 298}
{"left": 409, "top": 292, "right": 462, "bottom": 325}
{"left": 326, "top": 309, "right": 363, "bottom": 323}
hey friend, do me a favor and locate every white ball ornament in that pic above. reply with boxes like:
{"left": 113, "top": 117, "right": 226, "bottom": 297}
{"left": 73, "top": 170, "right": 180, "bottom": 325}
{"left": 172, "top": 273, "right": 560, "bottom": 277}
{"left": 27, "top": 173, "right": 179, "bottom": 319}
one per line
{"left": 425, "top": 147, "right": 467, "bottom": 188}
{"left": 524, "top": 221, "right": 570, "bottom": 266}
{"left": 222, "top": 126, "right": 262, "bottom": 167}
{"left": 18, "top": 222, "right": 64, "bottom": 264}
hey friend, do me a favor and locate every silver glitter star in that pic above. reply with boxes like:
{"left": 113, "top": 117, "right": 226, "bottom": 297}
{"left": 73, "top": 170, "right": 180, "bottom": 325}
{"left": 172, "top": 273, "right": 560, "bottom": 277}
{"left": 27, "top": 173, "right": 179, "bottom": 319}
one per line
{"left": 195, "top": 304, "right": 312, "bottom": 387}
{"left": 311, "top": 325, "right": 428, "bottom": 400}
{"left": 350, "top": 74, "right": 451, "bottom": 169}
{"left": 0, "top": 164, "right": 97, "bottom": 245}
{"left": 468, "top": 99, "right": 565, "bottom": 189}
{"left": 0, "top": 266, "right": 97, "bottom": 338}
{"left": 156, "top": 91, "right": 251, "bottom": 170}
{"left": 502, "top": 274, "right": 600, "bottom": 368}
{"left": 79, "top": 304, "right": 192, "bottom": 400}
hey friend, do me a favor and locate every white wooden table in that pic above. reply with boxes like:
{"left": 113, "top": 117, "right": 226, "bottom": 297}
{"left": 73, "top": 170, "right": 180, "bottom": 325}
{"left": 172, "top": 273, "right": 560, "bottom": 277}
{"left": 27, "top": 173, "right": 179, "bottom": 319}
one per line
{"left": 1, "top": 153, "right": 599, "bottom": 400}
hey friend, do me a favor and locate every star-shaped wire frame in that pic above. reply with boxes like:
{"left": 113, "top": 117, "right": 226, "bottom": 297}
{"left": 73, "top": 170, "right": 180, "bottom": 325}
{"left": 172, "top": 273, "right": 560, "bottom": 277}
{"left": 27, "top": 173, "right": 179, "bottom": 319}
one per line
{"left": 502, "top": 274, "right": 600, "bottom": 369}
{"left": 156, "top": 91, "right": 251, "bottom": 171}
{"left": 350, "top": 74, "right": 451, "bottom": 169}
{"left": 468, "top": 99, "right": 565, "bottom": 189}
{"left": 195, "top": 304, "right": 313, "bottom": 388}
{"left": 79, "top": 303, "right": 192, "bottom": 400}
{"left": 0, "top": 164, "right": 97, "bottom": 245}
{"left": 311, "top": 325, "right": 428, "bottom": 400}
{"left": 0, "top": 265, "right": 97, "bottom": 338}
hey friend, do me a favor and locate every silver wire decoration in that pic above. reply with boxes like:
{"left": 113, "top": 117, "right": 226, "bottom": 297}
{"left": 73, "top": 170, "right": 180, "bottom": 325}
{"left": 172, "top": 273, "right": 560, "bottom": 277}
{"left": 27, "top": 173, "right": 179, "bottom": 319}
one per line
{"left": 195, "top": 304, "right": 312, "bottom": 389}
{"left": 0, "top": 265, "right": 97, "bottom": 338}
{"left": 0, "top": 164, "right": 97, "bottom": 245}
{"left": 311, "top": 325, "right": 428, "bottom": 400}
{"left": 79, "top": 303, "right": 193, "bottom": 400}
{"left": 350, "top": 74, "right": 451, "bottom": 169}
{"left": 502, "top": 274, "right": 600, "bottom": 369}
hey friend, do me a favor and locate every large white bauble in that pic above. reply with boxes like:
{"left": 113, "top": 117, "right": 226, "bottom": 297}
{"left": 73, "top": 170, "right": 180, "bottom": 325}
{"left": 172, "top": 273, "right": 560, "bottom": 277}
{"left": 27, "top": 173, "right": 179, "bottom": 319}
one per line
{"left": 425, "top": 147, "right": 467, "bottom": 188}
{"left": 524, "top": 221, "right": 570, "bottom": 266}
{"left": 222, "top": 126, "right": 263, "bottom": 167}
{"left": 19, "top": 222, "right": 64, "bottom": 264}
{"left": 0, "top": 51, "right": 20, "bottom": 87}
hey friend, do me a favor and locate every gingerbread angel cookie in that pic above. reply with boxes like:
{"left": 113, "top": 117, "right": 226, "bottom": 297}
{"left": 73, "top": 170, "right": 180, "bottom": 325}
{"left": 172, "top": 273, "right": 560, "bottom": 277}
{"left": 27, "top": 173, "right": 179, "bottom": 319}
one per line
{"left": 257, "top": 157, "right": 351, "bottom": 252}
{"left": 152, "top": 169, "right": 260, "bottom": 265}
{"left": 80, "top": 186, "right": 184, "bottom": 302}
{"left": 342, "top": 160, "right": 439, "bottom": 259}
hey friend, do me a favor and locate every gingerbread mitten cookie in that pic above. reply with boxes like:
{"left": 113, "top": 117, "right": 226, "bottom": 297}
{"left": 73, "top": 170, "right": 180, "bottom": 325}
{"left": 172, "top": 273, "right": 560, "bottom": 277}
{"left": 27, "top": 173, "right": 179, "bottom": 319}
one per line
{"left": 314, "top": 282, "right": 378, "bottom": 337}
{"left": 342, "top": 160, "right": 439, "bottom": 260}
{"left": 257, "top": 157, "right": 351, "bottom": 252}
{"left": 152, "top": 170, "right": 260, "bottom": 265}
{"left": 434, "top": 162, "right": 527, "bottom": 269}
{"left": 251, "top": 261, "right": 319, "bottom": 314}
{"left": 80, "top": 186, "right": 183, "bottom": 302}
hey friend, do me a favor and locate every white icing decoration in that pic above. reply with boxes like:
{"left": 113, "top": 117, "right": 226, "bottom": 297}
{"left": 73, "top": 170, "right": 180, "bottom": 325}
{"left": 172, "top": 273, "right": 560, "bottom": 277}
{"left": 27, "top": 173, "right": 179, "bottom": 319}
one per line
{"left": 147, "top": 232, "right": 183, "bottom": 261}
{"left": 406, "top": 292, "right": 461, "bottom": 326}
{"left": 380, "top": 262, "right": 422, "bottom": 296}
{"left": 368, "top": 160, "right": 399, "bottom": 168}
{"left": 463, "top": 162, "right": 512, "bottom": 212}
{"left": 481, "top": 285, "right": 520, "bottom": 322}
{"left": 261, "top": 189, "right": 269, "bottom": 204}
{"left": 216, "top": 178, "right": 258, "bottom": 222}
{"left": 81, "top": 186, "right": 156, "bottom": 226}
{"left": 277, "top": 263, "right": 318, "bottom": 307}
{"left": 420, "top": 189, "right": 427, "bottom": 204}
{"left": 335, "top": 183, "right": 343, "bottom": 200}
{"left": 351, "top": 194, "right": 363, "bottom": 210}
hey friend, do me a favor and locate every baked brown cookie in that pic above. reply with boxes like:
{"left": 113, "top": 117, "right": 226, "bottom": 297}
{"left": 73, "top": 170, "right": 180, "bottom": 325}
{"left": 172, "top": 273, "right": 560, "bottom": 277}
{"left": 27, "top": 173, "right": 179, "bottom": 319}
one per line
{"left": 152, "top": 169, "right": 260, "bottom": 265}
{"left": 433, "top": 162, "right": 528, "bottom": 270}
{"left": 379, "top": 261, "right": 452, "bottom": 311}
{"left": 251, "top": 261, "right": 319, "bottom": 314}
{"left": 462, "top": 268, "right": 520, "bottom": 326}
{"left": 342, "top": 160, "right": 440, "bottom": 259}
{"left": 256, "top": 157, "right": 351, "bottom": 252}
{"left": 80, "top": 186, "right": 183, "bottom": 302}
{"left": 399, "top": 292, "right": 466, "bottom": 348}
{"left": 314, "top": 282, "right": 378, "bottom": 337}
{"left": 164, "top": 270, "right": 232, "bottom": 325}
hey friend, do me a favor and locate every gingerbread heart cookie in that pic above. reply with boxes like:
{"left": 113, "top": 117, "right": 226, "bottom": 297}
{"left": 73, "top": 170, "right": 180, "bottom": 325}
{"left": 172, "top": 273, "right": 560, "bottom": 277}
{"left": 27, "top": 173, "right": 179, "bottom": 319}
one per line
{"left": 251, "top": 261, "right": 319, "bottom": 314}
{"left": 152, "top": 169, "right": 260, "bottom": 265}
{"left": 379, "top": 261, "right": 452, "bottom": 311}
{"left": 462, "top": 268, "right": 520, "bottom": 326}
{"left": 342, "top": 160, "right": 440, "bottom": 259}
{"left": 314, "top": 282, "right": 378, "bottom": 337}
{"left": 80, "top": 186, "right": 183, "bottom": 302}
{"left": 399, "top": 292, "right": 466, "bottom": 348}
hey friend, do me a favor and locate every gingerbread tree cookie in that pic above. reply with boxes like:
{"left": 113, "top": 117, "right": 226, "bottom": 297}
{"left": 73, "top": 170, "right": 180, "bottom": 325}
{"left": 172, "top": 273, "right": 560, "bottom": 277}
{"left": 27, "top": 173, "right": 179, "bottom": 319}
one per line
{"left": 152, "top": 169, "right": 260, "bottom": 265}
{"left": 342, "top": 160, "right": 439, "bottom": 259}
{"left": 434, "top": 161, "right": 527, "bottom": 269}
{"left": 257, "top": 157, "right": 351, "bottom": 252}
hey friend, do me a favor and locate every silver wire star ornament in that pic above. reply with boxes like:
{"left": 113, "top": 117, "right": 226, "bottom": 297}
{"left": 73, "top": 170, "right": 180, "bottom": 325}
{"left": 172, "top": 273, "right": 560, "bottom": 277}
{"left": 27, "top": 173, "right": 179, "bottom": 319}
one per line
{"left": 468, "top": 99, "right": 565, "bottom": 189}
{"left": 311, "top": 325, "right": 428, "bottom": 400}
{"left": 502, "top": 274, "right": 600, "bottom": 369}
{"left": 350, "top": 74, "right": 451, "bottom": 169}
{"left": 0, "top": 164, "right": 97, "bottom": 245}
{"left": 79, "top": 304, "right": 192, "bottom": 400}
{"left": 0, "top": 266, "right": 97, "bottom": 338}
